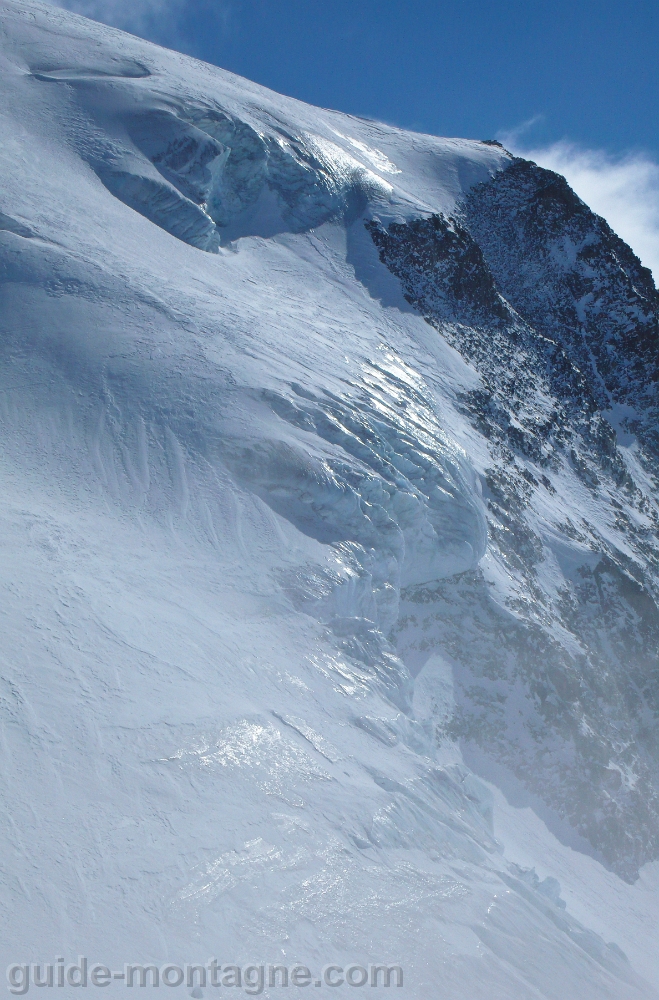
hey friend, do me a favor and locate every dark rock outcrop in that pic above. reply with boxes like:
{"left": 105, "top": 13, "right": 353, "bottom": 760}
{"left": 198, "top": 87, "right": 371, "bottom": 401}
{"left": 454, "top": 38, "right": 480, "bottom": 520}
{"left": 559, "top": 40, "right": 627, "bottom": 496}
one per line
{"left": 368, "top": 156, "right": 659, "bottom": 881}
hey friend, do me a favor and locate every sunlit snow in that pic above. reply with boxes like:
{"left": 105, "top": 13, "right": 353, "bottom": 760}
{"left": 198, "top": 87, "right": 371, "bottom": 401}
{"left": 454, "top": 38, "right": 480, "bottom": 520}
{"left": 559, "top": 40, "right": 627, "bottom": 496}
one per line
{"left": 0, "top": 2, "right": 657, "bottom": 997}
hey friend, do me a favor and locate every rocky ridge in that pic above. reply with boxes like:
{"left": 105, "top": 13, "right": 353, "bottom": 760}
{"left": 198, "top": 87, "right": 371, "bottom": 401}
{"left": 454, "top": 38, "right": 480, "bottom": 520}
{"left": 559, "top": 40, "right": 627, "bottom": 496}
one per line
{"left": 368, "top": 157, "right": 659, "bottom": 880}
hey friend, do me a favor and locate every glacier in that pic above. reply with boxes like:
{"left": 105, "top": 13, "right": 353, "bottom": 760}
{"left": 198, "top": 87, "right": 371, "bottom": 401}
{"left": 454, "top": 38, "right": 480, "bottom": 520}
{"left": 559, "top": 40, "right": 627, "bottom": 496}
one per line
{"left": 0, "top": 1, "right": 658, "bottom": 996}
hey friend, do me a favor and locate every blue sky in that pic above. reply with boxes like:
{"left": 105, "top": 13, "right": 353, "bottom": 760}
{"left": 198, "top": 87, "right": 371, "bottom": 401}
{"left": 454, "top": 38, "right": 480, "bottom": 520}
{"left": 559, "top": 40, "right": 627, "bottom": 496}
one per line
{"left": 56, "top": 0, "right": 659, "bottom": 155}
{"left": 203, "top": 1, "right": 657, "bottom": 159}
{"left": 53, "top": 0, "right": 659, "bottom": 276}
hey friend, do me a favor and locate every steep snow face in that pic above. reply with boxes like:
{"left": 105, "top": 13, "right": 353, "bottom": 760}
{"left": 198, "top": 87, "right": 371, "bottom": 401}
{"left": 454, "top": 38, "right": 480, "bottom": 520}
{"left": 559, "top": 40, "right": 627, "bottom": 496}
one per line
{"left": 1, "top": 3, "right": 506, "bottom": 251}
{"left": 0, "top": 2, "right": 658, "bottom": 998}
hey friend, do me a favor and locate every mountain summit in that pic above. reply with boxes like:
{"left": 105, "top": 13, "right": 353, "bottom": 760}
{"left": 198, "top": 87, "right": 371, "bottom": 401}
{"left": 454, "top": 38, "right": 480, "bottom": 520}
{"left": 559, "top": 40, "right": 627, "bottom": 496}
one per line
{"left": 1, "top": 2, "right": 658, "bottom": 996}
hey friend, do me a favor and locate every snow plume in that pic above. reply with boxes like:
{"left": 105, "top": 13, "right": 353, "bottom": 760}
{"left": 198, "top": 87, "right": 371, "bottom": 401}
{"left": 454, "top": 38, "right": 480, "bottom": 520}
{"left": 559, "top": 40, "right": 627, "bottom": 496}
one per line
{"left": 505, "top": 138, "right": 659, "bottom": 283}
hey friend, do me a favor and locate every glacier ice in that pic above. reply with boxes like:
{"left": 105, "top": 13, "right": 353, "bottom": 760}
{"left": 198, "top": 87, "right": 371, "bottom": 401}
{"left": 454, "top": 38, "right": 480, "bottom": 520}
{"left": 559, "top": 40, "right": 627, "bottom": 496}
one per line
{"left": 0, "top": 1, "right": 658, "bottom": 997}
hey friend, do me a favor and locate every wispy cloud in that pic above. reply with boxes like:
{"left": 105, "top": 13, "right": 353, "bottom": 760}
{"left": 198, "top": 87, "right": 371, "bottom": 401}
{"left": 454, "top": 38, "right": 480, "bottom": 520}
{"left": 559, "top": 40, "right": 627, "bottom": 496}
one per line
{"left": 50, "top": 0, "right": 183, "bottom": 37}
{"left": 48, "top": 0, "right": 233, "bottom": 49}
{"left": 501, "top": 133, "right": 659, "bottom": 283}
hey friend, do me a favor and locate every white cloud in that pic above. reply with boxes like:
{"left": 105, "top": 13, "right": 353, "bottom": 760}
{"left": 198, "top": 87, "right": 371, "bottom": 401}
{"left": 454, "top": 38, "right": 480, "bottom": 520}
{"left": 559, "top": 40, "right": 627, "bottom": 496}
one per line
{"left": 504, "top": 137, "right": 659, "bottom": 283}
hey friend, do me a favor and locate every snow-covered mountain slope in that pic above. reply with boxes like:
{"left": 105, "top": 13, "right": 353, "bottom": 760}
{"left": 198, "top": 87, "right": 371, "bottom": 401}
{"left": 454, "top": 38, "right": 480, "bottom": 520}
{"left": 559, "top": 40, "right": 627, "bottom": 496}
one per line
{"left": 1, "top": 1, "right": 658, "bottom": 996}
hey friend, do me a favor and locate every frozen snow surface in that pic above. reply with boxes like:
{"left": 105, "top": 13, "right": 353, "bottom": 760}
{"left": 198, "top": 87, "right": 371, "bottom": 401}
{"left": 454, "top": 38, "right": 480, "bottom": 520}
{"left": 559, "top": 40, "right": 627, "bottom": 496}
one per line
{"left": 0, "top": 1, "right": 658, "bottom": 996}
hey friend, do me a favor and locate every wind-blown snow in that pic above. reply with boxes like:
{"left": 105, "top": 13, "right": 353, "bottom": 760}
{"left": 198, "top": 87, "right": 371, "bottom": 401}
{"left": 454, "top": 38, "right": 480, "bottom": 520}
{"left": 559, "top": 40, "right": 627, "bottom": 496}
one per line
{"left": 0, "top": 2, "right": 657, "bottom": 997}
